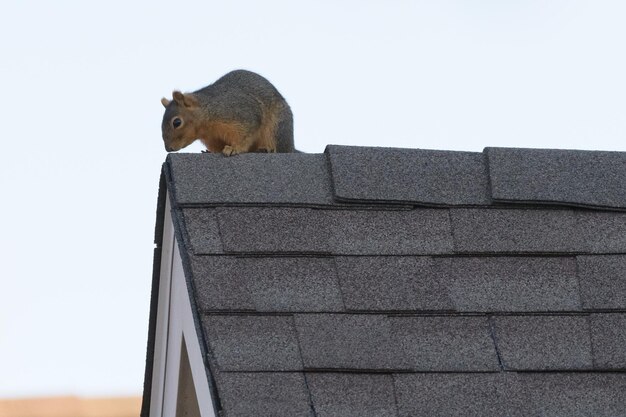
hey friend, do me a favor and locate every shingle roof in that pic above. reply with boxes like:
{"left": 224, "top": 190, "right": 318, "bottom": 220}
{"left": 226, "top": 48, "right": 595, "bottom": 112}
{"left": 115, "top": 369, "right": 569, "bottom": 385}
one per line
{"left": 144, "top": 145, "right": 626, "bottom": 417}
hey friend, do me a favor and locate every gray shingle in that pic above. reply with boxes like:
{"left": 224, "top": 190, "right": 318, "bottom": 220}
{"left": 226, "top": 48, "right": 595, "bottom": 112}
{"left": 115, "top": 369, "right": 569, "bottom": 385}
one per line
{"left": 202, "top": 315, "right": 303, "bottom": 371}
{"left": 577, "top": 210, "right": 626, "bottom": 253}
{"left": 167, "top": 153, "right": 334, "bottom": 206}
{"left": 578, "top": 255, "right": 626, "bottom": 309}
{"left": 217, "top": 372, "right": 311, "bottom": 417}
{"left": 335, "top": 256, "right": 452, "bottom": 311}
{"left": 393, "top": 373, "right": 518, "bottom": 417}
{"left": 216, "top": 207, "right": 330, "bottom": 254}
{"left": 516, "top": 373, "right": 626, "bottom": 417}
{"left": 294, "top": 314, "right": 400, "bottom": 370}
{"left": 589, "top": 314, "right": 626, "bottom": 369}
{"left": 190, "top": 256, "right": 255, "bottom": 311}
{"left": 493, "top": 315, "right": 593, "bottom": 370}
{"left": 326, "top": 145, "right": 491, "bottom": 205}
{"left": 396, "top": 372, "right": 626, "bottom": 417}
{"left": 240, "top": 257, "right": 344, "bottom": 312}
{"left": 326, "top": 209, "right": 453, "bottom": 255}
{"left": 181, "top": 209, "right": 223, "bottom": 254}
{"left": 486, "top": 147, "right": 626, "bottom": 210}
{"left": 190, "top": 256, "right": 344, "bottom": 312}
{"left": 389, "top": 316, "right": 500, "bottom": 371}
{"left": 307, "top": 373, "right": 398, "bottom": 417}
{"left": 217, "top": 207, "right": 453, "bottom": 255}
{"left": 435, "top": 256, "right": 581, "bottom": 312}
{"left": 450, "top": 208, "right": 582, "bottom": 253}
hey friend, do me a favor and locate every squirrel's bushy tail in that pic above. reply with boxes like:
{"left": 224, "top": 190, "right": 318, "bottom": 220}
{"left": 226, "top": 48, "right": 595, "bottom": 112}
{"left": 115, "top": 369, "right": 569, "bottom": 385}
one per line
{"left": 276, "top": 103, "right": 294, "bottom": 153}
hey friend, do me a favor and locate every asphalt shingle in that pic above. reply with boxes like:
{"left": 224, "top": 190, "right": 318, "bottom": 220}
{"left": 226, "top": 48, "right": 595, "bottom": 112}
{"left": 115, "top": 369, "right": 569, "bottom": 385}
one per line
{"left": 435, "top": 256, "right": 581, "bottom": 312}
{"left": 577, "top": 210, "right": 626, "bottom": 253}
{"left": 307, "top": 373, "right": 398, "bottom": 417}
{"left": 577, "top": 255, "right": 626, "bottom": 309}
{"left": 217, "top": 207, "right": 453, "bottom": 255}
{"left": 294, "top": 314, "right": 400, "bottom": 370}
{"left": 493, "top": 315, "right": 593, "bottom": 370}
{"left": 396, "top": 372, "right": 626, "bottom": 417}
{"left": 216, "top": 207, "right": 330, "bottom": 254}
{"left": 190, "top": 256, "right": 344, "bottom": 312}
{"left": 326, "top": 145, "right": 491, "bottom": 205}
{"left": 335, "top": 256, "right": 452, "bottom": 311}
{"left": 181, "top": 209, "right": 223, "bottom": 254}
{"left": 240, "top": 257, "right": 344, "bottom": 312}
{"left": 202, "top": 315, "right": 303, "bottom": 371}
{"left": 589, "top": 314, "right": 626, "bottom": 369}
{"left": 393, "top": 373, "right": 516, "bottom": 417}
{"left": 389, "top": 316, "right": 500, "bottom": 371}
{"left": 217, "top": 372, "right": 311, "bottom": 417}
{"left": 516, "top": 373, "right": 626, "bottom": 417}
{"left": 190, "top": 256, "right": 255, "bottom": 311}
{"left": 167, "top": 153, "right": 334, "bottom": 206}
{"left": 486, "top": 147, "right": 626, "bottom": 210}
{"left": 325, "top": 209, "right": 453, "bottom": 255}
{"left": 450, "top": 208, "right": 582, "bottom": 253}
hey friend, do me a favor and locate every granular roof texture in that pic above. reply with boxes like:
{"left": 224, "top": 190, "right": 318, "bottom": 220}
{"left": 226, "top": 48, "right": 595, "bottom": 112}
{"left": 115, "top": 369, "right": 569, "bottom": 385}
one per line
{"left": 145, "top": 145, "right": 626, "bottom": 417}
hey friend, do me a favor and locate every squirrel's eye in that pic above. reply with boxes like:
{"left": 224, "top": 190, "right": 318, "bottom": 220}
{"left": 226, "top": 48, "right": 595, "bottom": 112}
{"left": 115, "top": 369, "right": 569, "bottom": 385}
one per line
{"left": 172, "top": 118, "right": 182, "bottom": 129}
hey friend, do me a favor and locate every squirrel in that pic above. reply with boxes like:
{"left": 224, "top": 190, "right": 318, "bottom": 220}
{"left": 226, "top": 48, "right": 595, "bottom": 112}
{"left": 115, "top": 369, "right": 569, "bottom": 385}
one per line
{"left": 161, "top": 70, "right": 294, "bottom": 155}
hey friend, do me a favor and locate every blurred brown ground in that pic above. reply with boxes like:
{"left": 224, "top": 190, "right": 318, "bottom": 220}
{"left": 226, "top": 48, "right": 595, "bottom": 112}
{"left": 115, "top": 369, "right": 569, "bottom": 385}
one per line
{"left": 0, "top": 396, "right": 141, "bottom": 417}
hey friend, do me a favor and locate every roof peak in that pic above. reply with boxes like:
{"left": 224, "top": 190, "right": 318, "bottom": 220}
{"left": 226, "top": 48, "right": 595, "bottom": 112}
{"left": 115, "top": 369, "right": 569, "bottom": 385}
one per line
{"left": 165, "top": 144, "right": 626, "bottom": 211}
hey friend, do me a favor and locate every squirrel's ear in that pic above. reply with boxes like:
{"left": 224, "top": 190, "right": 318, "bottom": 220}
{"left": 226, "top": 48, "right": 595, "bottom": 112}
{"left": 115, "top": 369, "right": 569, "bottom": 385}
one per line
{"left": 161, "top": 97, "right": 170, "bottom": 108}
{"left": 172, "top": 91, "right": 199, "bottom": 108}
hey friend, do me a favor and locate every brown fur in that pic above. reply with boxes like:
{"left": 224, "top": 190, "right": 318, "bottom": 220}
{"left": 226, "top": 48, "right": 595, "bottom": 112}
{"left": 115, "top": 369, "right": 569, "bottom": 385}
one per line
{"left": 195, "top": 102, "right": 282, "bottom": 155}
{"left": 255, "top": 102, "right": 282, "bottom": 151}
{"left": 197, "top": 120, "right": 249, "bottom": 153}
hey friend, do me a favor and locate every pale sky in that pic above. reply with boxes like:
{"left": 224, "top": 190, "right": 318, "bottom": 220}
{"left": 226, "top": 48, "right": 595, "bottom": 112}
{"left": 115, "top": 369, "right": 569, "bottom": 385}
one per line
{"left": 1, "top": 0, "right": 625, "bottom": 398}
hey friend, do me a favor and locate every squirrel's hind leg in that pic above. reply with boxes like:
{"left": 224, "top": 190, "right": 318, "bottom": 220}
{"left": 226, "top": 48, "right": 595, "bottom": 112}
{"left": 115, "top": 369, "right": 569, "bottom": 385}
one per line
{"left": 222, "top": 145, "right": 237, "bottom": 156}
{"left": 222, "top": 131, "right": 272, "bottom": 156}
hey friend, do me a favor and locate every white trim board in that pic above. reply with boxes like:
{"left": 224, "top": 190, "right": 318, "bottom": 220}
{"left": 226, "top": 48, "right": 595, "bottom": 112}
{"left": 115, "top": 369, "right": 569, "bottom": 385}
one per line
{"left": 150, "top": 194, "right": 216, "bottom": 417}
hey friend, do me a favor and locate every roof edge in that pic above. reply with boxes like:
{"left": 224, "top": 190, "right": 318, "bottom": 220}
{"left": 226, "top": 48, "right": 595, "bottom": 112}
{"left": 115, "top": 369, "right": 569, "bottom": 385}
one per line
{"left": 140, "top": 167, "right": 168, "bottom": 417}
{"left": 142, "top": 163, "right": 224, "bottom": 417}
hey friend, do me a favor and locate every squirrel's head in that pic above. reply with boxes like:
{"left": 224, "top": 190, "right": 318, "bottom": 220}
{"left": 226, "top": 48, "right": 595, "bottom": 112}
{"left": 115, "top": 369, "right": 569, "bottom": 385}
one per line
{"left": 161, "top": 91, "right": 202, "bottom": 152}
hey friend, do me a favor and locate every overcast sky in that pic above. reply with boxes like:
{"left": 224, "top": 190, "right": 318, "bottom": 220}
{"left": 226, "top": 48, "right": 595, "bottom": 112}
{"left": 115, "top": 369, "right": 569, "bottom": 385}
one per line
{"left": 1, "top": 0, "right": 625, "bottom": 398}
